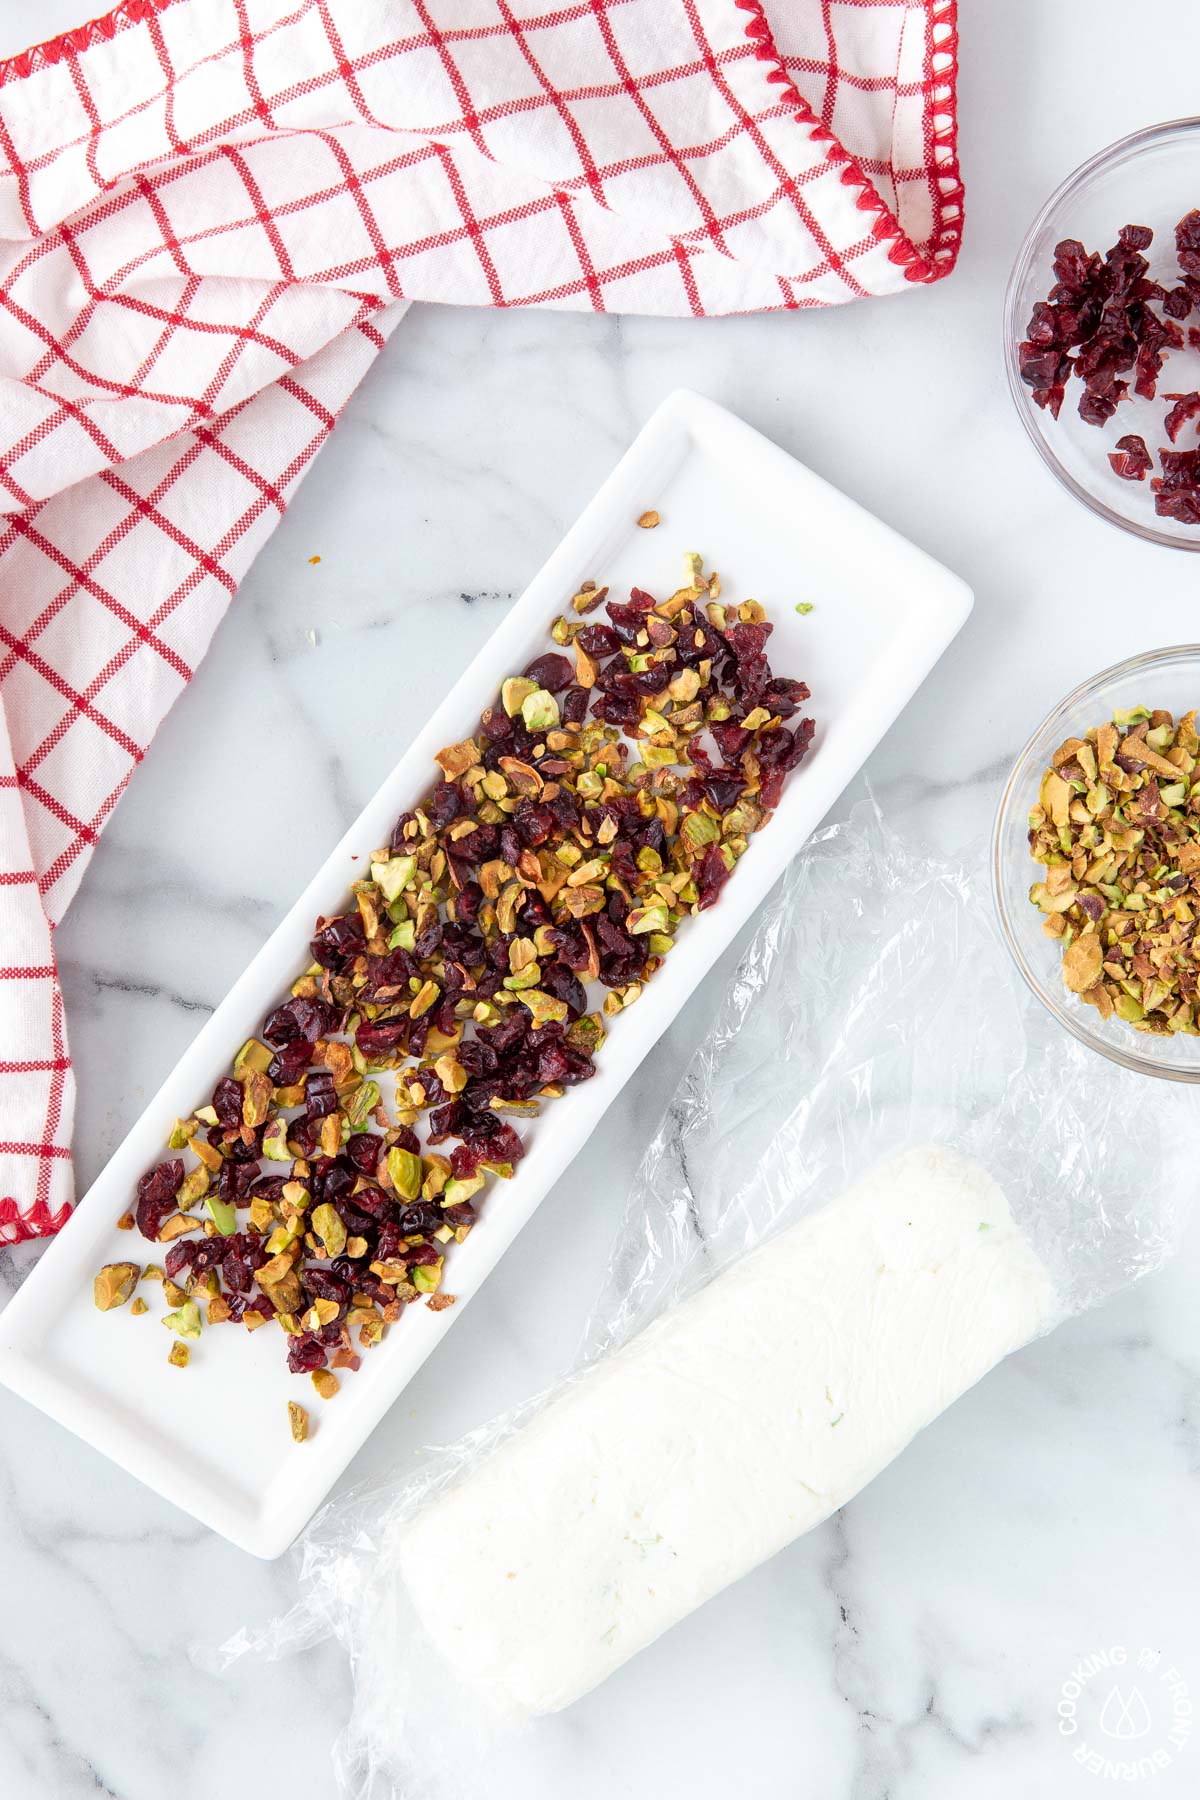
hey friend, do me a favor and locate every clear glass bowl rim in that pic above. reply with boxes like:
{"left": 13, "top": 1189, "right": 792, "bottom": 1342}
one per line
{"left": 1003, "top": 116, "right": 1200, "bottom": 552}
{"left": 991, "top": 643, "right": 1200, "bottom": 1082}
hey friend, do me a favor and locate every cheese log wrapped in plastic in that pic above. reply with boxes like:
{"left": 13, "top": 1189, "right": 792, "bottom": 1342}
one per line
{"left": 396, "top": 1148, "right": 1057, "bottom": 1719}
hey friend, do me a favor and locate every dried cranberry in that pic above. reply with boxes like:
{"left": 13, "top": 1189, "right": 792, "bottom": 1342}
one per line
{"left": 191, "top": 1239, "right": 225, "bottom": 1276}
{"left": 346, "top": 1132, "right": 384, "bottom": 1177}
{"left": 696, "top": 843, "right": 733, "bottom": 911}
{"left": 399, "top": 1202, "right": 443, "bottom": 1235}
{"left": 218, "top": 1158, "right": 258, "bottom": 1205}
{"left": 427, "top": 780, "right": 462, "bottom": 827}
{"left": 514, "top": 800, "right": 554, "bottom": 846}
{"left": 576, "top": 623, "right": 619, "bottom": 657}
{"left": 442, "top": 1201, "right": 477, "bottom": 1229}
{"left": 164, "top": 1240, "right": 195, "bottom": 1279}
{"left": 134, "top": 1159, "right": 183, "bottom": 1241}
{"left": 300, "top": 1267, "right": 352, "bottom": 1309}
{"left": 561, "top": 685, "right": 590, "bottom": 725}
{"left": 1164, "top": 392, "right": 1200, "bottom": 443}
{"left": 355, "top": 1016, "right": 409, "bottom": 1058}
{"left": 287, "top": 1335, "right": 329, "bottom": 1374}
{"left": 211, "top": 1077, "right": 243, "bottom": 1131}
{"left": 263, "top": 996, "right": 336, "bottom": 1046}
{"left": 539, "top": 960, "right": 586, "bottom": 1018}
{"left": 268, "top": 1037, "right": 313, "bottom": 1085}
{"left": 305, "top": 1069, "right": 337, "bottom": 1121}
{"left": 310, "top": 912, "right": 364, "bottom": 971}
{"left": 1108, "top": 434, "right": 1152, "bottom": 480}
{"left": 522, "top": 652, "right": 573, "bottom": 692}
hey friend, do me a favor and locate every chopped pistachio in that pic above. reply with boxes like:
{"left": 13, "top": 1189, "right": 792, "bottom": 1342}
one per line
{"left": 1028, "top": 706, "right": 1200, "bottom": 1035}
{"left": 288, "top": 1401, "right": 309, "bottom": 1442}
{"left": 93, "top": 1263, "right": 139, "bottom": 1311}
{"left": 311, "top": 1202, "right": 347, "bottom": 1260}
{"left": 167, "top": 1341, "right": 190, "bottom": 1369}
{"left": 262, "top": 1116, "right": 291, "bottom": 1162}
{"left": 204, "top": 1193, "right": 238, "bottom": 1237}
{"left": 312, "top": 1369, "right": 339, "bottom": 1400}
{"left": 501, "top": 676, "right": 538, "bottom": 717}
{"left": 162, "top": 1300, "right": 202, "bottom": 1340}
{"left": 233, "top": 1038, "right": 273, "bottom": 1075}
{"left": 387, "top": 1145, "right": 423, "bottom": 1201}
{"left": 521, "top": 688, "right": 559, "bottom": 733}
{"left": 175, "top": 1164, "right": 209, "bottom": 1211}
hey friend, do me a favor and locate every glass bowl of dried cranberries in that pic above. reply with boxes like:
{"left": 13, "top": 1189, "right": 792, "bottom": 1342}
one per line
{"left": 1005, "top": 118, "right": 1200, "bottom": 548}
{"left": 993, "top": 645, "right": 1200, "bottom": 1081}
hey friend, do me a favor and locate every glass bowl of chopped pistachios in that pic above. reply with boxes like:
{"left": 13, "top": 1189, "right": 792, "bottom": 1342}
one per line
{"left": 993, "top": 646, "right": 1200, "bottom": 1080}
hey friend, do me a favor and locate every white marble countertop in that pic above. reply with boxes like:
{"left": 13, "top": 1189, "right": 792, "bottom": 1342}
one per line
{"left": 3, "top": 2, "right": 1200, "bottom": 1796}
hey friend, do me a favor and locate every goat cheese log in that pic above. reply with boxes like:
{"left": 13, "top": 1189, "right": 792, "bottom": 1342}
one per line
{"left": 395, "top": 1147, "right": 1058, "bottom": 1718}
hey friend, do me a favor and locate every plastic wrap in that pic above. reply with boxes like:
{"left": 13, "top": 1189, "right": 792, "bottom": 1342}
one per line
{"left": 213, "top": 798, "right": 1198, "bottom": 1798}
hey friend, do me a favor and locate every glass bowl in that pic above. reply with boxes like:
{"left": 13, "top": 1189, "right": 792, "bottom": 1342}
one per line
{"left": 1004, "top": 118, "right": 1200, "bottom": 550}
{"left": 993, "top": 646, "right": 1200, "bottom": 1081}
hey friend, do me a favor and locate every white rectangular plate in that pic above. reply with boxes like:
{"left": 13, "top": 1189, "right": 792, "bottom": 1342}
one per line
{"left": 0, "top": 391, "right": 971, "bottom": 1557}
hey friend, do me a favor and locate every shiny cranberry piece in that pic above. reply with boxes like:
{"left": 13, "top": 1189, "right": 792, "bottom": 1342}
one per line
{"left": 263, "top": 996, "right": 337, "bottom": 1046}
{"left": 211, "top": 1077, "right": 243, "bottom": 1131}
{"left": 355, "top": 1017, "right": 409, "bottom": 1058}
{"left": 287, "top": 1335, "right": 329, "bottom": 1374}
{"left": 1108, "top": 435, "right": 1152, "bottom": 480}
{"left": 164, "top": 1240, "right": 195, "bottom": 1279}
{"left": 522, "top": 652, "right": 573, "bottom": 692}
{"left": 135, "top": 1159, "right": 183, "bottom": 1240}
{"left": 310, "top": 912, "right": 364, "bottom": 970}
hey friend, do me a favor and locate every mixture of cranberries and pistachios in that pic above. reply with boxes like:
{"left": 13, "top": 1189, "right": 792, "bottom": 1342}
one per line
{"left": 94, "top": 540, "right": 815, "bottom": 1439}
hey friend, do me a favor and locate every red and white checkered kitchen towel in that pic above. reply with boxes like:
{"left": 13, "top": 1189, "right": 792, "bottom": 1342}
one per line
{"left": 0, "top": 0, "right": 960, "bottom": 1242}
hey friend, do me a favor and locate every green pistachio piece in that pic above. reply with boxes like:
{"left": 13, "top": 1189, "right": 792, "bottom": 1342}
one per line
{"left": 262, "top": 1117, "right": 291, "bottom": 1162}
{"left": 342, "top": 1079, "right": 380, "bottom": 1132}
{"left": 502, "top": 676, "right": 538, "bottom": 717}
{"left": 388, "top": 919, "right": 416, "bottom": 951}
{"left": 681, "top": 811, "right": 720, "bottom": 853}
{"left": 626, "top": 902, "right": 669, "bottom": 935}
{"left": 1113, "top": 705, "right": 1149, "bottom": 728}
{"left": 204, "top": 1193, "right": 238, "bottom": 1236}
{"left": 373, "top": 855, "right": 415, "bottom": 903}
{"left": 443, "top": 1173, "right": 486, "bottom": 1206}
{"left": 411, "top": 1260, "right": 443, "bottom": 1294}
{"left": 521, "top": 688, "right": 560, "bottom": 733}
{"left": 234, "top": 1037, "right": 273, "bottom": 1075}
{"left": 503, "top": 964, "right": 542, "bottom": 990}
{"left": 167, "top": 1118, "right": 197, "bottom": 1151}
{"left": 1161, "top": 782, "right": 1188, "bottom": 807}
{"left": 193, "top": 1104, "right": 219, "bottom": 1127}
{"left": 311, "top": 1202, "right": 347, "bottom": 1260}
{"left": 566, "top": 1013, "right": 605, "bottom": 1056}
{"left": 387, "top": 1145, "right": 423, "bottom": 1201}
{"left": 176, "top": 1164, "right": 210, "bottom": 1210}
{"left": 518, "top": 989, "right": 569, "bottom": 1026}
{"left": 94, "top": 1263, "right": 139, "bottom": 1310}
{"left": 162, "top": 1300, "right": 202, "bottom": 1340}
